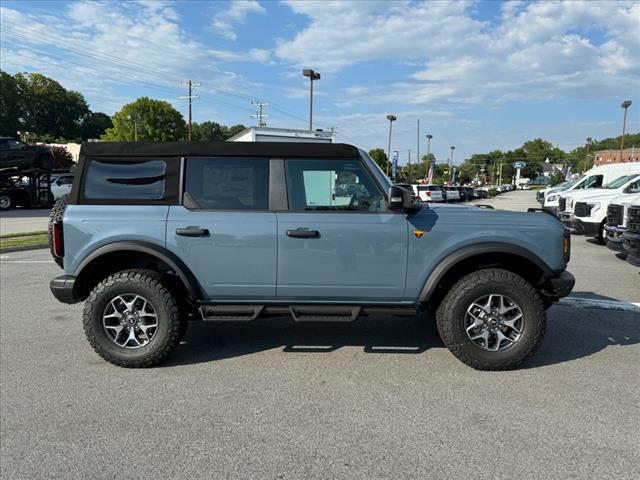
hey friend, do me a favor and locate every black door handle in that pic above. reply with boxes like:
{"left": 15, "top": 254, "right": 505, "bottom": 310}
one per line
{"left": 176, "top": 227, "right": 210, "bottom": 237}
{"left": 286, "top": 228, "right": 320, "bottom": 239}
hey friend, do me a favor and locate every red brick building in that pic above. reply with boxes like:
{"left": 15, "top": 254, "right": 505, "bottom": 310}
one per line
{"left": 594, "top": 148, "right": 639, "bottom": 165}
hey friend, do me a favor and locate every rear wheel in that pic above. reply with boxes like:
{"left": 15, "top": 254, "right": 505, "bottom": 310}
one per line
{"left": 37, "top": 155, "right": 53, "bottom": 171}
{"left": 83, "top": 270, "right": 186, "bottom": 368}
{"left": 0, "top": 193, "right": 13, "bottom": 211}
{"left": 436, "top": 268, "right": 546, "bottom": 370}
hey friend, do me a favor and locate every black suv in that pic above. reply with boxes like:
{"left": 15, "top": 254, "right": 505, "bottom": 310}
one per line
{"left": 0, "top": 137, "right": 54, "bottom": 172}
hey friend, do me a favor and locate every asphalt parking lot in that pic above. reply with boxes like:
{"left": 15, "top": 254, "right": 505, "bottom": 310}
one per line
{"left": 1, "top": 191, "right": 639, "bottom": 479}
{"left": 0, "top": 208, "right": 50, "bottom": 235}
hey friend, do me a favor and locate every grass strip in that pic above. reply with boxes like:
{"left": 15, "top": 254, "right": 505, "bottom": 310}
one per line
{"left": 0, "top": 232, "right": 48, "bottom": 250}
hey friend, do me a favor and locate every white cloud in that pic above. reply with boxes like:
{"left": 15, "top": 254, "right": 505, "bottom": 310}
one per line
{"left": 212, "top": 0, "right": 265, "bottom": 41}
{"left": 276, "top": 0, "right": 639, "bottom": 105}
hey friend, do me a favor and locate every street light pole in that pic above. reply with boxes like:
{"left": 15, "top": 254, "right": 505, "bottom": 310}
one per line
{"left": 425, "top": 134, "right": 433, "bottom": 180}
{"left": 303, "top": 69, "right": 321, "bottom": 130}
{"left": 386, "top": 115, "right": 397, "bottom": 176}
{"left": 620, "top": 100, "right": 632, "bottom": 162}
{"left": 449, "top": 146, "right": 455, "bottom": 168}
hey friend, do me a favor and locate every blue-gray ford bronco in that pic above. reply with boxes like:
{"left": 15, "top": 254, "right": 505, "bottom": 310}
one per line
{"left": 49, "top": 142, "right": 574, "bottom": 370}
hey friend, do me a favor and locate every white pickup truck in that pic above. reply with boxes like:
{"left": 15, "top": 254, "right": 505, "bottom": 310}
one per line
{"left": 567, "top": 176, "right": 640, "bottom": 241}
{"left": 605, "top": 193, "right": 640, "bottom": 253}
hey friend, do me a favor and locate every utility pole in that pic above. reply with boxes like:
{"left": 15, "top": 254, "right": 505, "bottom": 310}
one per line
{"left": 585, "top": 137, "right": 592, "bottom": 168}
{"left": 408, "top": 149, "right": 412, "bottom": 184}
{"left": 416, "top": 119, "right": 420, "bottom": 171}
{"left": 181, "top": 80, "right": 200, "bottom": 141}
{"left": 620, "top": 100, "right": 632, "bottom": 162}
{"left": 425, "top": 134, "right": 433, "bottom": 180}
{"left": 386, "top": 115, "right": 397, "bottom": 176}
{"left": 303, "top": 69, "right": 320, "bottom": 130}
{"left": 251, "top": 100, "right": 269, "bottom": 127}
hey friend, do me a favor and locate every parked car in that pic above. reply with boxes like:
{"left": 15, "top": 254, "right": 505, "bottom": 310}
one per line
{"left": 0, "top": 137, "right": 54, "bottom": 172}
{"left": 622, "top": 205, "right": 640, "bottom": 266}
{"left": 557, "top": 174, "right": 640, "bottom": 231}
{"left": 442, "top": 186, "right": 461, "bottom": 202}
{"left": 49, "top": 173, "right": 74, "bottom": 200}
{"left": 412, "top": 184, "right": 444, "bottom": 203}
{"left": 49, "top": 141, "right": 574, "bottom": 370}
{"left": 605, "top": 194, "right": 640, "bottom": 254}
{"left": 543, "top": 163, "right": 640, "bottom": 214}
{"left": 473, "top": 189, "right": 488, "bottom": 199}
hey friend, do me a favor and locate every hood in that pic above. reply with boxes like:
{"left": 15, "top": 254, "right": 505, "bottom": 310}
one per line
{"left": 609, "top": 193, "right": 640, "bottom": 207}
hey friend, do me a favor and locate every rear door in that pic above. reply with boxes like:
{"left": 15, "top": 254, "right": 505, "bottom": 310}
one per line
{"left": 165, "top": 157, "right": 277, "bottom": 301}
{"left": 276, "top": 157, "right": 408, "bottom": 303}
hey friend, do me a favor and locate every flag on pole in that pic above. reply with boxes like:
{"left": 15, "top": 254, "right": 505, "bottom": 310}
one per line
{"left": 392, "top": 151, "right": 399, "bottom": 181}
{"left": 427, "top": 161, "right": 434, "bottom": 184}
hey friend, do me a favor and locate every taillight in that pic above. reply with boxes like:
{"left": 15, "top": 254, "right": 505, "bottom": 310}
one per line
{"left": 563, "top": 228, "right": 571, "bottom": 263}
{"left": 425, "top": 191, "right": 431, "bottom": 196}
{"left": 53, "top": 222, "right": 64, "bottom": 257}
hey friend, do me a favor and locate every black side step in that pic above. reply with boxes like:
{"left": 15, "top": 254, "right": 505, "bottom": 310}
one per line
{"left": 199, "top": 305, "right": 264, "bottom": 321}
{"left": 289, "top": 305, "right": 361, "bottom": 322}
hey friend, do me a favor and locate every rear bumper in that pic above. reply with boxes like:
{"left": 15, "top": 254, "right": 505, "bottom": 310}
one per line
{"left": 622, "top": 231, "right": 640, "bottom": 266}
{"left": 547, "top": 271, "right": 575, "bottom": 299}
{"left": 50, "top": 275, "right": 81, "bottom": 304}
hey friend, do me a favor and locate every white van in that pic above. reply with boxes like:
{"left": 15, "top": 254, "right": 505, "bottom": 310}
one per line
{"left": 543, "top": 162, "right": 640, "bottom": 213}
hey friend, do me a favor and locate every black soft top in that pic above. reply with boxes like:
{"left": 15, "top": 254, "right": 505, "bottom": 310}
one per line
{"left": 80, "top": 141, "right": 359, "bottom": 158}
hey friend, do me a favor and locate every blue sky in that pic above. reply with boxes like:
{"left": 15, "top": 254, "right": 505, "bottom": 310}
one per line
{"left": 1, "top": 0, "right": 638, "bottom": 164}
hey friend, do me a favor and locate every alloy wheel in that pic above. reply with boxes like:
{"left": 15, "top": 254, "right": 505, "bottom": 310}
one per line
{"left": 464, "top": 294, "right": 524, "bottom": 351}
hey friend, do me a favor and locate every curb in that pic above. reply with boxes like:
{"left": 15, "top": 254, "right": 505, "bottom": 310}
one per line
{"left": 0, "top": 244, "right": 48, "bottom": 253}
{"left": 559, "top": 297, "right": 640, "bottom": 313}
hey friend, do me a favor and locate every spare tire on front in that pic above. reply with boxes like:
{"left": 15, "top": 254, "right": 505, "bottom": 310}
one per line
{"left": 48, "top": 194, "right": 69, "bottom": 268}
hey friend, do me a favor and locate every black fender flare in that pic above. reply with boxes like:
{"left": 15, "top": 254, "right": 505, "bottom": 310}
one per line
{"left": 417, "top": 242, "right": 554, "bottom": 303}
{"left": 74, "top": 241, "right": 204, "bottom": 300}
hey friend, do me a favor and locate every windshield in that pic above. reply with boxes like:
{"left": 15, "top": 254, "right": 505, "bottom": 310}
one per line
{"left": 603, "top": 175, "right": 634, "bottom": 189}
{"left": 562, "top": 176, "right": 583, "bottom": 189}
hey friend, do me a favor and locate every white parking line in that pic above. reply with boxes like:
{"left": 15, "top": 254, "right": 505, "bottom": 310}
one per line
{"left": 560, "top": 297, "right": 640, "bottom": 313}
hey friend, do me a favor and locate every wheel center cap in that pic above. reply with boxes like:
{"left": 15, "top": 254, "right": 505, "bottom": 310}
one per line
{"left": 125, "top": 314, "right": 137, "bottom": 326}
{"left": 489, "top": 318, "right": 499, "bottom": 326}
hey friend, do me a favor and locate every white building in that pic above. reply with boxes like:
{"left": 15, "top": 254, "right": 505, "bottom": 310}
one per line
{"left": 227, "top": 126, "right": 333, "bottom": 143}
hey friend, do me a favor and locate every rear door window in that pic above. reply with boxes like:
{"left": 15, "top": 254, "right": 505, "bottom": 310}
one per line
{"left": 83, "top": 159, "right": 167, "bottom": 200}
{"left": 184, "top": 157, "right": 269, "bottom": 210}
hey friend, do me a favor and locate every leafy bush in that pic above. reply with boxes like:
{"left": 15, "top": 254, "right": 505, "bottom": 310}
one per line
{"left": 51, "top": 146, "right": 74, "bottom": 169}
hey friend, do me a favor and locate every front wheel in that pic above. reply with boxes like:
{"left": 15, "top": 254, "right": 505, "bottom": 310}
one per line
{"left": 0, "top": 193, "right": 13, "bottom": 211}
{"left": 83, "top": 270, "right": 186, "bottom": 368}
{"left": 436, "top": 268, "right": 546, "bottom": 370}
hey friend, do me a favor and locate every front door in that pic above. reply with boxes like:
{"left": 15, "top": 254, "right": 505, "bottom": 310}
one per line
{"left": 276, "top": 158, "right": 408, "bottom": 303}
{"left": 166, "top": 157, "right": 277, "bottom": 301}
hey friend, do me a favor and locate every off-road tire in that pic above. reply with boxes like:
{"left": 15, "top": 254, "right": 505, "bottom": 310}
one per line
{"left": 48, "top": 194, "right": 69, "bottom": 268}
{"left": 83, "top": 270, "right": 185, "bottom": 368}
{"left": 435, "top": 268, "right": 546, "bottom": 371}
{"left": 37, "top": 154, "right": 54, "bottom": 172}
{"left": 0, "top": 193, "right": 13, "bottom": 211}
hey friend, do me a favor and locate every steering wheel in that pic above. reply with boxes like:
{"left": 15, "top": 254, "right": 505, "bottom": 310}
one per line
{"left": 348, "top": 195, "right": 371, "bottom": 211}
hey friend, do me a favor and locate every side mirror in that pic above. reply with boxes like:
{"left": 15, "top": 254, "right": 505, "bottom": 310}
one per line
{"left": 388, "top": 185, "right": 414, "bottom": 211}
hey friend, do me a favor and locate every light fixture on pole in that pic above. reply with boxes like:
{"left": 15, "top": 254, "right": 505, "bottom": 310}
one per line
{"left": 303, "top": 69, "right": 321, "bottom": 130}
{"left": 425, "top": 134, "right": 433, "bottom": 180}
{"left": 386, "top": 115, "right": 397, "bottom": 176}
{"left": 620, "top": 100, "right": 632, "bottom": 162}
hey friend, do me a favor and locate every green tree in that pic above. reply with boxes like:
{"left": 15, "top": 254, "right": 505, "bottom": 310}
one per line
{"left": 51, "top": 146, "right": 75, "bottom": 169}
{"left": 103, "top": 97, "right": 186, "bottom": 141}
{"left": 14, "top": 72, "right": 89, "bottom": 139}
{"left": 191, "top": 121, "right": 246, "bottom": 141}
{"left": 0, "top": 71, "right": 21, "bottom": 137}
{"left": 225, "top": 124, "right": 246, "bottom": 139}
{"left": 368, "top": 148, "right": 390, "bottom": 173}
{"left": 81, "top": 112, "right": 113, "bottom": 140}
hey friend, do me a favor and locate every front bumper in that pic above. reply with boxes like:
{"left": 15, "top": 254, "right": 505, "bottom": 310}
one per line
{"left": 542, "top": 205, "right": 558, "bottom": 215}
{"left": 622, "top": 231, "right": 640, "bottom": 266}
{"left": 558, "top": 212, "right": 574, "bottom": 229}
{"left": 572, "top": 218, "right": 600, "bottom": 237}
{"left": 50, "top": 275, "right": 81, "bottom": 304}
{"left": 605, "top": 225, "right": 626, "bottom": 252}
{"left": 547, "top": 271, "right": 576, "bottom": 299}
